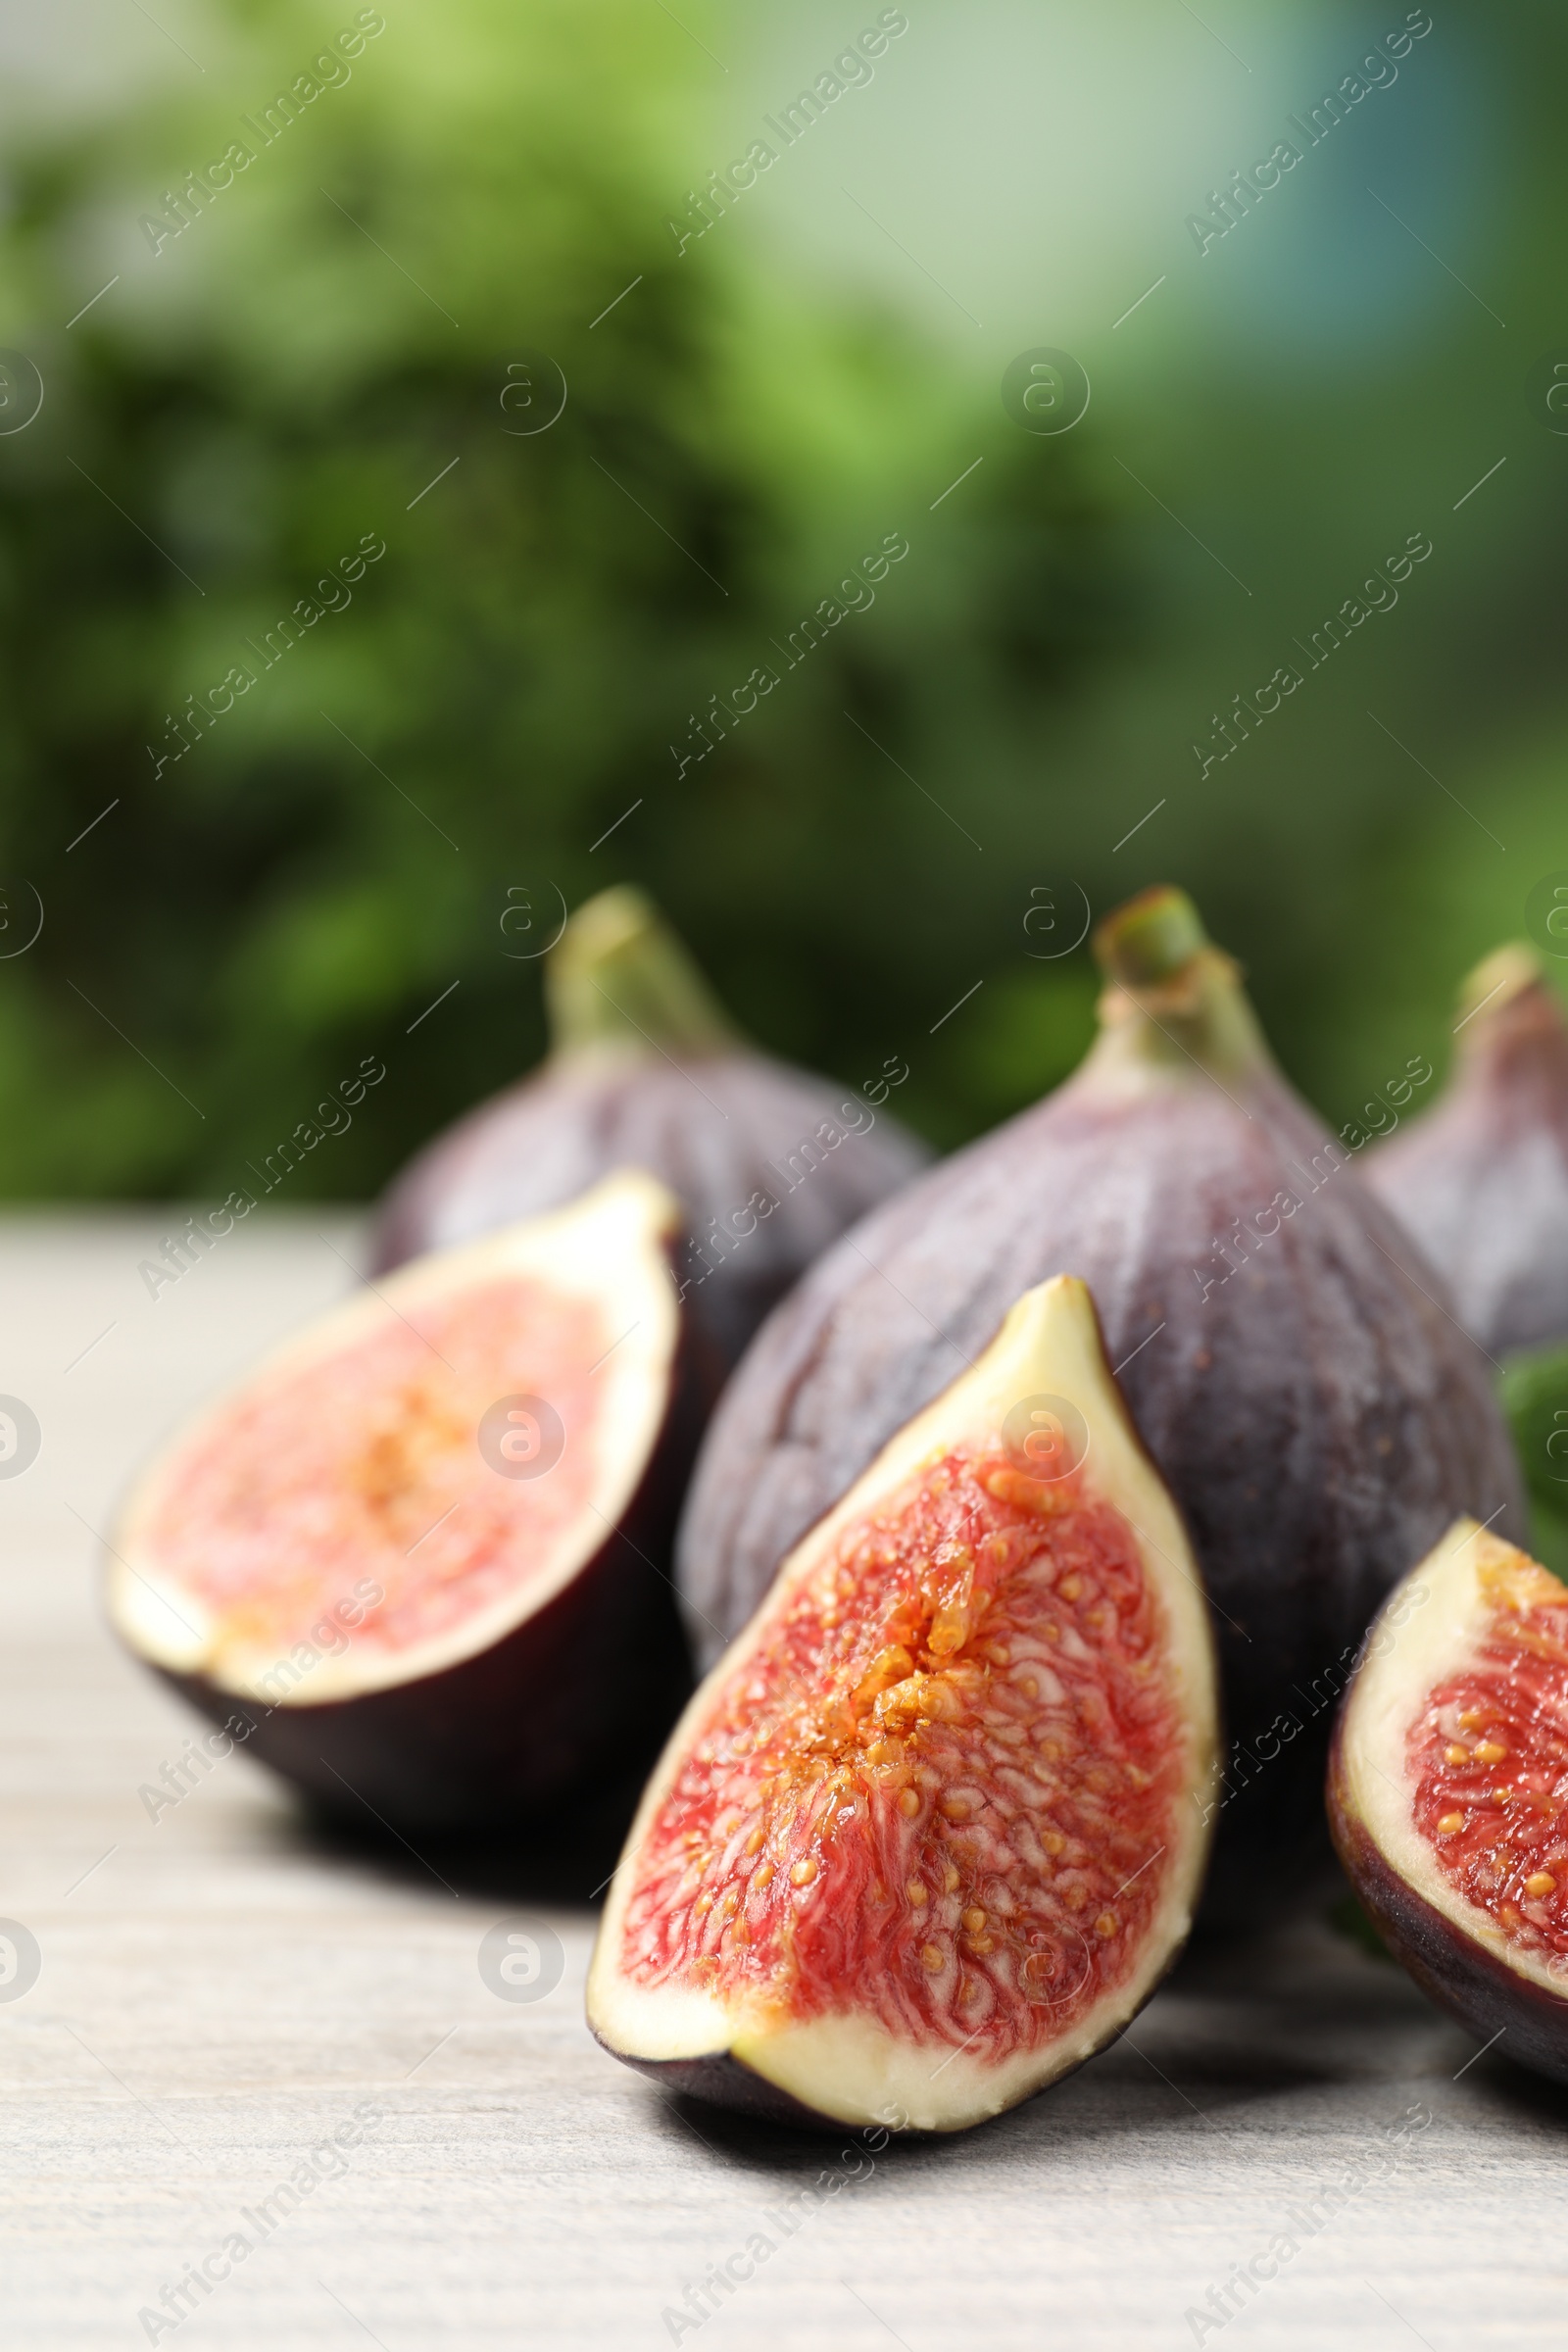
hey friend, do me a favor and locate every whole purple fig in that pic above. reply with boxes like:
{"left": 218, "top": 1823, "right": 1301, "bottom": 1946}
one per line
{"left": 371, "top": 887, "right": 929, "bottom": 1380}
{"left": 678, "top": 886, "right": 1525, "bottom": 1899}
{"left": 1364, "top": 945, "right": 1568, "bottom": 1356}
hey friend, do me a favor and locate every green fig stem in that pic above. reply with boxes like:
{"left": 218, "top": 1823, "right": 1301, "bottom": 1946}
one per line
{"left": 546, "top": 887, "right": 740, "bottom": 1061}
{"left": 1092, "top": 885, "right": 1207, "bottom": 987}
{"left": 1455, "top": 942, "right": 1544, "bottom": 1033}
{"left": 1088, "top": 885, "right": 1273, "bottom": 1087}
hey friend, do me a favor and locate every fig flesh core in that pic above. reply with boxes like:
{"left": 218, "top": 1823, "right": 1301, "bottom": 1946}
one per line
{"left": 588, "top": 1276, "right": 1219, "bottom": 2133}
{"left": 1329, "top": 1518, "right": 1568, "bottom": 2082}
{"left": 107, "top": 1173, "right": 694, "bottom": 1831}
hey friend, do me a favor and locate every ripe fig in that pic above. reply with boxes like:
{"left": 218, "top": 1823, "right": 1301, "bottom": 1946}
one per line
{"left": 371, "top": 887, "right": 928, "bottom": 1379}
{"left": 106, "top": 1173, "right": 698, "bottom": 1834}
{"left": 679, "top": 886, "right": 1523, "bottom": 1898}
{"left": 1364, "top": 945, "right": 1568, "bottom": 1356}
{"left": 1329, "top": 1517, "right": 1568, "bottom": 2086}
{"left": 588, "top": 1275, "right": 1220, "bottom": 2132}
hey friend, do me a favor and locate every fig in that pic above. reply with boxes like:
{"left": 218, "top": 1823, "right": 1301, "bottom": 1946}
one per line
{"left": 1329, "top": 1517, "right": 1568, "bottom": 2085}
{"left": 106, "top": 1173, "right": 698, "bottom": 1834}
{"left": 679, "top": 886, "right": 1523, "bottom": 1894}
{"left": 371, "top": 887, "right": 929, "bottom": 1379}
{"left": 587, "top": 1275, "right": 1220, "bottom": 2132}
{"left": 1364, "top": 945, "right": 1568, "bottom": 1356}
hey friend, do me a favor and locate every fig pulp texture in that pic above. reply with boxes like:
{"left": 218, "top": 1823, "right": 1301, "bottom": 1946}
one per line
{"left": 679, "top": 887, "right": 1523, "bottom": 1896}
{"left": 107, "top": 1174, "right": 695, "bottom": 1833}
{"left": 589, "top": 1275, "right": 1219, "bottom": 2132}
{"left": 372, "top": 888, "right": 928, "bottom": 1378}
{"left": 1329, "top": 1518, "right": 1568, "bottom": 2085}
{"left": 1365, "top": 945, "right": 1568, "bottom": 1356}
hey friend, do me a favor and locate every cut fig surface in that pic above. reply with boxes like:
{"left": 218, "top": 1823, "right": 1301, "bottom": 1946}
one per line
{"left": 108, "top": 1172, "right": 695, "bottom": 1831}
{"left": 1330, "top": 1519, "right": 1568, "bottom": 2082}
{"left": 588, "top": 1276, "right": 1218, "bottom": 2132}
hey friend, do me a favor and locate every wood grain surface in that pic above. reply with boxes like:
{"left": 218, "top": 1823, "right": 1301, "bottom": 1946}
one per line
{"left": 0, "top": 1212, "right": 1559, "bottom": 2348}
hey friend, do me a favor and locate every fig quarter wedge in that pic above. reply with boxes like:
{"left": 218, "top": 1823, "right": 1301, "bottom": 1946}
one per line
{"left": 587, "top": 1274, "right": 1219, "bottom": 2133}
{"left": 1330, "top": 1518, "right": 1568, "bottom": 2084}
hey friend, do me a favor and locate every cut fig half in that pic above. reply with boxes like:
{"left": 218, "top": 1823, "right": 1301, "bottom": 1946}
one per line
{"left": 588, "top": 1275, "right": 1219, "bottom": 2133}
{"left": 107, "top": 1172, "right": 696, "bottom": 1833}
{"left": 1330, "top": 1519, "right": 1568, "bottom": 2084}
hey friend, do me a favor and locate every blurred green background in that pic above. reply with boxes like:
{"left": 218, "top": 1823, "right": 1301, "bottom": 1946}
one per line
{"left": 0, "top": 0, "right": 1564, "bottom": 1203}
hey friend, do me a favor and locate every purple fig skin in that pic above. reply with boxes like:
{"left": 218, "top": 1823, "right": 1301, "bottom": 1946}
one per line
{"left": 153, "top": 1350, "right": 702, "bottom": 1837}
{"left": 1364, "top": 947, "right": 1568, "bottom": 1356}
{"left": 601, "top": 2048, "right": 858, "bottom": 2133}
{"left": 1328, "top": 1724, "right": 1568, "bottom": 2086}
{"left": 678, "top": 890, "right": 1525, "bottom": 1901}
{"left": 371, "top": 1053, "right": 928, "bottom": 1381}
{"left": 596, "top": 2020, "right": 1138, "bottom": 2139}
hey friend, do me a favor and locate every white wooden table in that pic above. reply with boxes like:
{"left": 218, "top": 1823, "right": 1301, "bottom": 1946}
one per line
{"left": 1, "top": 1211, "right": 1559, "bottom": 2348}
